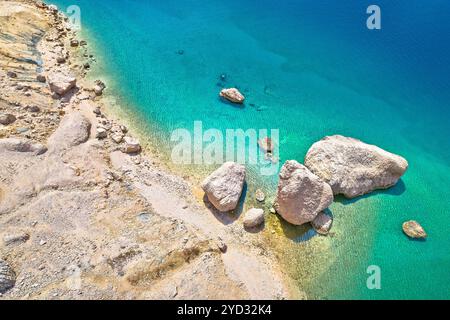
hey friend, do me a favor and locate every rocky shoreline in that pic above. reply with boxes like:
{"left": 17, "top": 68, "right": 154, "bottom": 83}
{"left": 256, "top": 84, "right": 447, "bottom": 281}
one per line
{"left": 0, "top": 0, "right": 299, "bottom": 300}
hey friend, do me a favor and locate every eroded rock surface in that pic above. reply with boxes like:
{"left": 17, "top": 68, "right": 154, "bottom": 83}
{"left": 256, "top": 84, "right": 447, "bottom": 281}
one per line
{"left": 275, "top": 160, "right": 333, "bottom": 226}
{"left": 305, "top": 135, "right": 408, "bottom": 198}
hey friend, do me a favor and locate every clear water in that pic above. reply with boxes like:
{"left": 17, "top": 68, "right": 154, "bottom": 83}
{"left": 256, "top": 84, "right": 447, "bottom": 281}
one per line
{"left": 49, "top": 0, "right": 450, "bottom": 299}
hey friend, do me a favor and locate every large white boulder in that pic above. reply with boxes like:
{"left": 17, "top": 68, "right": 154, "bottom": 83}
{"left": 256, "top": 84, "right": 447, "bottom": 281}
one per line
{"left": 201, "top": 162, "right": 246, "bottom": 212}
{"left": 304, "top": 135, "right": 408, "bottom": 198}
{"left": 48, "top": 72, "right": 76, "bottom": 96}
{"left": 275, "top": 160, "right": 333, "bottom": 226}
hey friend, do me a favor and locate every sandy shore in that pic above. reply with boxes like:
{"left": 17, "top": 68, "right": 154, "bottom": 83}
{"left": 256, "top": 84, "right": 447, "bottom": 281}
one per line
{"left": 0, "top": 0, "right": 303, "bottom": 299}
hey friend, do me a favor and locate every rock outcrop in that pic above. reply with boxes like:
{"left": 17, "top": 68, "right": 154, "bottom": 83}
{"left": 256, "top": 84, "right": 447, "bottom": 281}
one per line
{"left": 304, "top": 135, "right": 408, "bottom": 198}
{"left": 275, "top": 160, "right": 333, "bottom": 226}
{"left": 48, "top": 72, "right": 76, "bottom": 95}
{"left": 201, "top": 162, "right": 246, "bottom": 212}
{"left": 219, "top": 88, "right": 245, "bottom": 104}
{"left": 403, "top": 221, "right": 427, "bottom": 239}
{"left": 48, "top": 112, "right": 91, "bottom": 151}
{"left": 243, "top": 208, "right": 265, "bottom": 229}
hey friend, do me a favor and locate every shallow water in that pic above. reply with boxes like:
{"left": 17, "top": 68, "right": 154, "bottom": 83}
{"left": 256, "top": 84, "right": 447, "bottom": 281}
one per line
{"left": 49, "top": 0, "right": 450, "bottom": 299}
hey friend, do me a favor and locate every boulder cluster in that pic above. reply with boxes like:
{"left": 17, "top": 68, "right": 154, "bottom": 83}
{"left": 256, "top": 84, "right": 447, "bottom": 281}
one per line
{"left": 201, "top": 135, "right": 409, "bottom": 235}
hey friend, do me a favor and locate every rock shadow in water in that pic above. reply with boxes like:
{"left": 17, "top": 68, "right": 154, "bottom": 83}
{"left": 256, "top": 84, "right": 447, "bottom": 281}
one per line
{"left": 335, "top": 179, "right": 406, "bottom": 205}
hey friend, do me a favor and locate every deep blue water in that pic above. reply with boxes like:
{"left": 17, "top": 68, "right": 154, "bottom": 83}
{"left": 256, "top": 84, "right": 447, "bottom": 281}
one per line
{"left": 48, "top": 0, "right": 450, "bottom": 299}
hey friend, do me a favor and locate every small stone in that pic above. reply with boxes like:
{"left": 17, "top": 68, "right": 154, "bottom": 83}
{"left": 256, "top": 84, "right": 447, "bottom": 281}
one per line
{"left": 219, "top": 88, "right": 245, "bottom": 104}
{"left": 403, "top": 220, "right": 427, "bottom": 239}
{"left": 39, "top": 239, "right": 47, "bottom": 246}
{"left": 111, "top": 133, "right": 124, "bottom": 144}
{"left": 311, "top": 212, "right": 333, "bottom": 235}
{"left": 7, "top": 71, "right": 17, "bottom": 78}
{"left": 93, "top": 107, "right": 101, "bottom": 115}
{"left": 96, "top": 127, "right": 108, "bottom": 139}
{"left": 217, "top": 240, "right": 227, "bottom": 253}
{"left": 269, "top": 208, "right": 276, "bottom": 214}
{"left": 70, "top": 39, "right": 79, "bottom": 47}
{"left": 36, "top": 74, "right": 46, "bottom": 83}
{"left": 3, "top": 233, "right": 30, "bottom": 246}
{"left": 121, "top": 136, "right": 141, "bottom": 154}
{"left": 255, "top": 189, "right": 265, "bottom": 202}
{"left": 243, "top": 208, "right": 265, "bottom": 229}
{"left": 56, "top": 56, "right": 66, "bottom": 64}
{"left": 0, "top": 113, "right": 16, "bottom": 125}
{"left": 26, "top": 105, "right": 40, "bottom": 113}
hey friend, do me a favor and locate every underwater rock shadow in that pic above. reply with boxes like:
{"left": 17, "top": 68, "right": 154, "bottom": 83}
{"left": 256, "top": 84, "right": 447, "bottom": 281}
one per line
{"left": 217, "top": 96, "right": 246, "bottom": 110}
{"left": 335, "top": 179, "right": 406, "bottom": 205}
{"left": 202, "top": 182, "right": 247, "bottom": 226}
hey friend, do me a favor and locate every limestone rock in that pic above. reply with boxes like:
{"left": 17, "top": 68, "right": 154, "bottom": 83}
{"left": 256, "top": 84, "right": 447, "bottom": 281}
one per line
{"left": 311, "top": 212, "right": 333, "bottom": 235}
{"left": 48, "top": 112, "right": 91, "bottom": 150}
{"left": 96, "top": 127, "right": 108, "bottom": 139}
{"left": 0, "top": 113, "right": 16, "bottom": 125}
{"left": 0, "top": 138, "right": 47, "bottom": 155}
{"left": 0, "top": 260, "right": 16, "bottom": 294}
{"left": 243, "top": 208, "right": 265, "bottom": 229}
{"left": 121, "top": 136, "right": 141, "bottom": 154}
{"left": 403, "top": 220, "right": 427, "bottom": 239}
{"left": 275, "top": 160, "right": 333, "bottom": 226}
{"left": 220, "top": 88, "right": 245, "bottom": 104}
{"left": 201, "top": 162, "right": 246, "bottom": 212}
{"left": 304, "top": 135, "right": 408, "bottom": 198}
{"left": 48, "top": 72, "right": 76, "bottom": 96}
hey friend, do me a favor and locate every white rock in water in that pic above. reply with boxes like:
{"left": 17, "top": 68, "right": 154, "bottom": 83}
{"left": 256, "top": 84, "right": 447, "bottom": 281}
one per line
{"left": 311, "top": 212, "right": 333, "bottom": 235}
{"left": 219, "top": 88, "right": 245, "bottom": 104}
{"left": 201, "top": 162, "right": 246, "bottom": 212}
{"left": 275, "top": 160, "right": 333, "bottom": 226}
{"left": 304, "top": 135, "right": 408, "bottom": 198}
{"left": 243, "top": 208, "right": 265, "bottom": 229}
{"left": 403, "top": 220, "right": 427, "bottom": 239}
{"left": 47, "top": 72, "right": 76, "bottom": 96}
{"left": 0, "top": 260, "right": 16, "bottom": 294}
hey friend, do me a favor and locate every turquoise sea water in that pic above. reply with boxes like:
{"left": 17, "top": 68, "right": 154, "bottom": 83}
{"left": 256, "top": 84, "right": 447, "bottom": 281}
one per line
{"left": 49, "top": 0, "right": 450, "bottom": 299}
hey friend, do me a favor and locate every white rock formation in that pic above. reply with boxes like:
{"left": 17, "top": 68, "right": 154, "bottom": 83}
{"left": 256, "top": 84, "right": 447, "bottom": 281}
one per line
{"left": 201, "top": 162, "right": 246, "bottom": 212}
{"left": 219, "top": 88, "right": 245, "bottom": 104}
{"left": 275, "top": 160, "right": 333, "bottom": 226}
{"left": 304, "top": 135, "right": 408, "bottom": 198}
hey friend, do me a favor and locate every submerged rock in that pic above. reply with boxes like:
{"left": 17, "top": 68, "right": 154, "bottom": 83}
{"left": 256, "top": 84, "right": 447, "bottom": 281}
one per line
{"left": 304, "top": 135, "right": 408, "bottom": 198}
{"left": 311, "top": 212, "right": 333, "bottom": 235}
{"left": 0, "top": 113, "right": 16, "bottom": 125}
{"left": 219, "top": 88, "right": 245, "bottom": 104}
{"left": 258, "top": 137, "right": 277, "bottom": 153}
{"left": 275, "top": 160, "right": 333, "bottom": 226}
{"left": 201, "top": 162, "right": 246, "bottom": 212}
{"left": 48, "top": 72, "right": 76, "bottom": 96}
{"left": 255, "top": 189, "right": 265, "bottom": 202}
{"left": 243, "top": 208, "right": 265, "bottom": 229}
{"left": 403, "top": 220, "right": 427, "bottom": 239}
{"left": 93, "top": 80, "right": 106, "bottom": 96}
{"left": 0, "top": 260, "right": 16, "bottom": 294}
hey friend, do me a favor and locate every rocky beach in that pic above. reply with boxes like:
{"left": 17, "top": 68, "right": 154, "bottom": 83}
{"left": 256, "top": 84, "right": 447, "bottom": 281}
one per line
{"left": 0, "top": 0, "right": 299, "bottom": 300}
